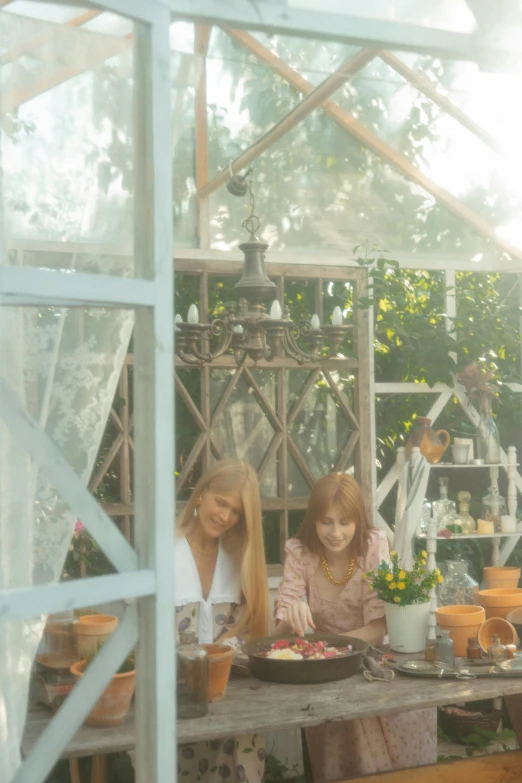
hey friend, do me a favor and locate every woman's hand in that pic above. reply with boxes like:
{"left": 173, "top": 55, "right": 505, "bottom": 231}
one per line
{"left": 283, "top": 602, "right": 316, "bottom": 637}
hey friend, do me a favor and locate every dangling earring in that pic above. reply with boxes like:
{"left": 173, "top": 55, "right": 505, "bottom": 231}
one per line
{"left": 193, "top": 494, "right": 202, "bottom": 517}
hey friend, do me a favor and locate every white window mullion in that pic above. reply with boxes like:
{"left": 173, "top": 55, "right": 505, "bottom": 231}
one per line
{"left": 0, "top": 571, "right": 155, "bottom": 621}
{"left": 132, "top": 7, "right": 176, "bottom": 783}
{"left": 0, "top": 267, "right": 156, "bottom": 308}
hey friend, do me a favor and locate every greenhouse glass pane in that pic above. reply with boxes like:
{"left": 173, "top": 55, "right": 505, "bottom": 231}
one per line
{"left": 1, "top": 8, "right": 135, "bottom": 275}
{"left": 207, "top": 100, "right": 488, "bottom": 256}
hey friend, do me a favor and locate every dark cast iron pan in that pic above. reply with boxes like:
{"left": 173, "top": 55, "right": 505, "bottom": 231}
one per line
{"left": 242, "top": 633, "right": 366, "bottom": 684}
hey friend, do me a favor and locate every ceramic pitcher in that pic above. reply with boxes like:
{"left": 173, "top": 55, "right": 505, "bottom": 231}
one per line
{"left": 406, "top": 417, "right": 450, "bottom": 464}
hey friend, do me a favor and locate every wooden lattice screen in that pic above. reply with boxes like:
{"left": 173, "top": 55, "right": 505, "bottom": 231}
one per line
{"left": 91, "top": 259, "right": 372, "bottom": 568}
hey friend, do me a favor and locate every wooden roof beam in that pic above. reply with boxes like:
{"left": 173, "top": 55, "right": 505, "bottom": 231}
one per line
{"left": 194, "top": 24, "right": 212, "bottom": 247}
{"left": 1, "top": 10, "right": 102, "bottom": 67}
{"left": 223, "top": 28, "right": 522, "bottom": 264}
{"left": 1, "top": 35, "right": 131, "bottom": 115}
{"left": 198, "top": 43, "right": 379, "bottom": 198}
{"left": 379, "top": 51, "right": 501, "bottom": 153}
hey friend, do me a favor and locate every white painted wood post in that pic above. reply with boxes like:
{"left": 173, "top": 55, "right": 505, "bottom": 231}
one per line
{"left": 397, "top": 446, "right": 406, "bottom": 478}
{"left": 426, "top": 517, "right": 438, "bottom": 641}
{"left": 132, "top": 8, "right": 176, "bottom": 783}
{"left": 508, "top": 446, "right": 518, "bottom": 517}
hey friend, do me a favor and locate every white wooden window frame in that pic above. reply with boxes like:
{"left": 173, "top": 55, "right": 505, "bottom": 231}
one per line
{"left": 161, "top": 0, "right": 519, "bottom": 65}
{"left": 0, "top": 1, "right": 176, "bottom": 782}
{"left": 1, "top": 1, "right": 521, "bottom": 782}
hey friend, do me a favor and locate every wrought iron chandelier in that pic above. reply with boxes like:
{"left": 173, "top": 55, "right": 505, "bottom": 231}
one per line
{"left": 175, "top": 169, "right": 350, "bottom": 365}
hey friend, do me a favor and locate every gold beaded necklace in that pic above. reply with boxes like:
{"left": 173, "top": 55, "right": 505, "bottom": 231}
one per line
{"left": 320, "top": 551, "right": 356, "bottom": 586}
{"left": 186, "top": 535, "right": 218, "bottom": 557}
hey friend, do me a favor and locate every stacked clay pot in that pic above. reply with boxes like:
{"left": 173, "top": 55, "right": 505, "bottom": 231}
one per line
{"left": 478, "top": 588, "right": 522, "bottom": 620}
{"left": 435, "top": 605, "right": 485, "bottom": 657}
{"left": 483, "top": 567, "right": 520, "bottom": 590}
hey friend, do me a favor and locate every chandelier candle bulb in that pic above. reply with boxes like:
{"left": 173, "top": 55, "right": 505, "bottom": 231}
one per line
{"left": 270, "top": 300, "right": 282, "bottom": 320}
{"left": 233, "top": 324, "right": 244, "bottom": 335}
{"left": 187, "top": 304, "right": 199, "bottom": 324}
{"left": 174, "top": 314, "right": 183, "bottom": 330}
{"left": 332, "top": 306, "right": 343, "bottom": 326}
{"left": 310, "top": 314, "right": 321, "bottom": 330}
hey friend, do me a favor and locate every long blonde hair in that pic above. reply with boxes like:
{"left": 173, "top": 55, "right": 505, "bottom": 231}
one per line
{"left": 177, "top": 459, "right": 269, "bottom": 640}
{"left": 296, "top": 472, "right": 373, "bottom": 561}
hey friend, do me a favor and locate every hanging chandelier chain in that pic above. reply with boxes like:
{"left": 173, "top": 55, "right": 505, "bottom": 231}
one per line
{"left": 242, "top": 167, "right": 260, "bottom": 239}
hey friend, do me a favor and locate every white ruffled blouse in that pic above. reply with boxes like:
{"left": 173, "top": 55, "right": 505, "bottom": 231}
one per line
{"left": 175, "top": 537, "right": 244, "bottom": 644}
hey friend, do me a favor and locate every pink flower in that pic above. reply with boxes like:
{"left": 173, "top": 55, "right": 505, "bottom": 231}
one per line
{"left": 74, "top": 520, "right": 84, "bottom": 537}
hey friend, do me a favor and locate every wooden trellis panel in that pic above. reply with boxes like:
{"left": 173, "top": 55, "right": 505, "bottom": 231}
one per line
{"left": 92, "top": 261, "right": 372, "bottom": 566}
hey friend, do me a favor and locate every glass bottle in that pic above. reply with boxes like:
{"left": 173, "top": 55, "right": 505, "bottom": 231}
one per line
{"left": 44, "top": 610, "right": 77, "bottom": 662}
{"left": 476, "top": 394, "right": 501, "bottom": 464}
{"left": 417, "top": 500, "right": 432, "bottom": 536}
{"left": 177, "top": 631, "right": 209, "bottom": 719}
{"left": 425, "top": 638, "right": 437, "bottom": 663}
{"left": 456, "top": 491, "right": 476, "bottom": 534}
{"left": 438, "top": 559, "right": 479, "bottom": 606}
{"left": 487, "top": 634, "right": 507, "bottom": 664}
{"left": 432, "top": 477, "right": 456, "bottom": 531}
{"left": 466, "top": 637, "right": 482, "bottom": 661}
{"left": 482, "top": 480, "right": 507, "bottom": 533}
{"left": 436, "top": 630, "right": 455, "bottom": 666}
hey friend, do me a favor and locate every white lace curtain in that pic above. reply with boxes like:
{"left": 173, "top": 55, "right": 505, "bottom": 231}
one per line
{"left": 0, "top": 304, "right": 134, "bottom": 780}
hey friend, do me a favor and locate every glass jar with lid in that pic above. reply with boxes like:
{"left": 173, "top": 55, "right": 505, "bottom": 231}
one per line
{"left": 438, "top": 559, "right": 479, "bottom": 606}
{"left": 482, "top": 482, "right": 507, "bottom": 533}
{"left": 177, "top": 631, "right": 209, "bottom": 719}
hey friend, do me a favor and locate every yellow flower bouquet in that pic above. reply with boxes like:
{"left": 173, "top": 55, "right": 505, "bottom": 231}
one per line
{"left": 364, "top": 550, "right": 442, "bottom": 606}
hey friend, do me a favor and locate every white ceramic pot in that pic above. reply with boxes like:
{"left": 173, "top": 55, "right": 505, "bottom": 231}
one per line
{"left": 384, "top": 601, "right": 430, "bottom": 653}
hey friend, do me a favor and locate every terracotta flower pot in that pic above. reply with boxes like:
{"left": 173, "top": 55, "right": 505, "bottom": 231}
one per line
{"left": 506, "top": 607, "right": 522, "bottom": 639}
{"left": 70, "top": 660, "right": 135, "bottom": 727}
{"left": 435, "top": 605, "right": 485, "bottom": 657}
{"left": 478, "top": 588, "right": 522, "bottom": 620}
{"left": 477, "top": 617, "right": 518, "bottom": 654}
{"left": 202, "top": 644, "right": 234, "bottom": 703}
{"left": 483, "top": 567, "right": 521, "bottom": 590}
{"left": 74, "top": 614, "right": 118, "bottom": 658}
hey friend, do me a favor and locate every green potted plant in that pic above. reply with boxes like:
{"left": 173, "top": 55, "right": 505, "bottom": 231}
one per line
{"left": 364, "top": 550, "right": 442, "bottom": 653}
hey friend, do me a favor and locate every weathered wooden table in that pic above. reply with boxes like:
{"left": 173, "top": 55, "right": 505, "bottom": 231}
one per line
{"left": 23, "top": 662, "right": 522, "bottom": 782}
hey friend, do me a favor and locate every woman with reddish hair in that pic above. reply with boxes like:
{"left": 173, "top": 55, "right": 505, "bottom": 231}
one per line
{"left": 276, "top": 472, "right": 436, "bottom": 782}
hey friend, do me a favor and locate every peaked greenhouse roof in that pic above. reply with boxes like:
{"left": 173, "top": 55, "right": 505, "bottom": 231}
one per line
{"left": 2, "top": 0, "right": 522, "bottom": 271}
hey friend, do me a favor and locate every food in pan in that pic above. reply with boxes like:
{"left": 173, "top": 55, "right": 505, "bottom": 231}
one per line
{"left": 255, "top": 638, "right": 353, "bottom": 661}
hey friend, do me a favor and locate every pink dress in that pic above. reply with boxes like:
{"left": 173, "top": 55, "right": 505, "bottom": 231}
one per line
{"left": 276, "top": 531, "right": 437, "bottom": 782}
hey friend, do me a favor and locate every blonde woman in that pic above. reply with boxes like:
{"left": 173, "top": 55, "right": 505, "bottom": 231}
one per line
{"left": 276, "top": 472, "right": 436, "bottom": 782}
{"left": 176, "top": 459, "right": 269, "bottom": 782}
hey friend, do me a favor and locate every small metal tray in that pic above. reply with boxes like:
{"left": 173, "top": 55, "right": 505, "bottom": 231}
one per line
{"left": 394, "top": 660, "right": 472, "bottom": 679}
{"left": 396, "top": 659, "right": 522, "bottom": 680}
